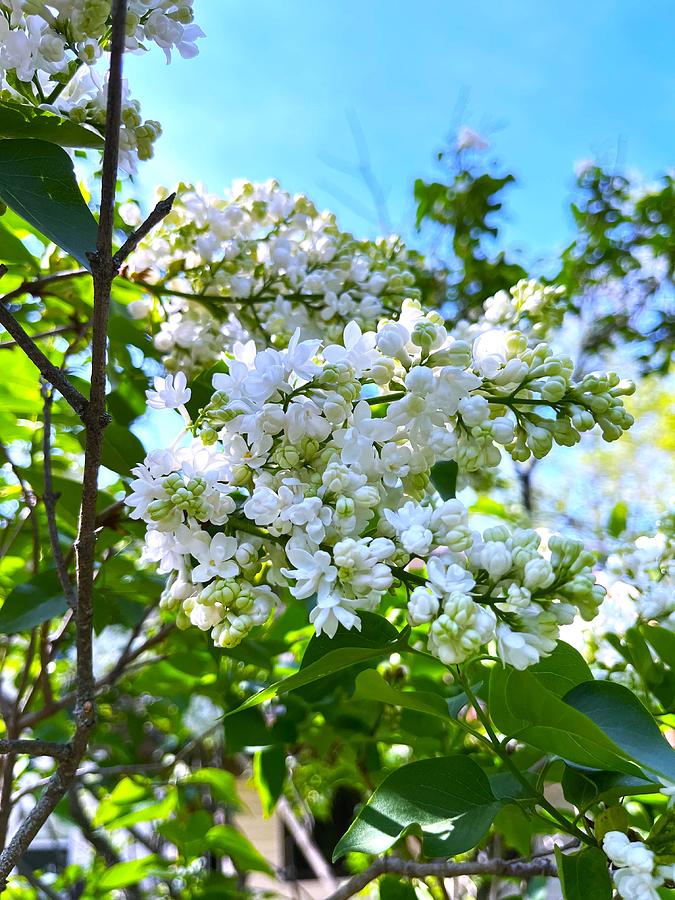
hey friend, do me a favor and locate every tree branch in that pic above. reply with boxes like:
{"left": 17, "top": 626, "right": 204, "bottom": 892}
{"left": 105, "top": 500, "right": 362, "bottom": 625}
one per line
{"left": 0, "top": 0, "right": 128, "bottom": 884}
{"left": 113, "top": 192, "right": 176, "bottom": 266}
{"left": 0, "top": 266, "right": 89, "bottom": 418}
{"left": 326, "top": 856, "right": 558, "bottom": 900}
{"left": 0, "top": 740, "right": 70, "bottom": 760}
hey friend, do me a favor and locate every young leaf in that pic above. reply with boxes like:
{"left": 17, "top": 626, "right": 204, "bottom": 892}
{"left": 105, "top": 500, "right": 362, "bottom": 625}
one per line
{"left": 205, "top": 825, "right": 274, "bottom": 875}
{"left": 554, "top": 846, "right": 612, "bottom": 900}
{"left": 0, "top": 570, "right": 68, "bottom": 633}
{"left": 333, "top": 755, "right": 503, "bottom": 860}
{"left": 0, "top": 139, "right": 98, "bottom": 269}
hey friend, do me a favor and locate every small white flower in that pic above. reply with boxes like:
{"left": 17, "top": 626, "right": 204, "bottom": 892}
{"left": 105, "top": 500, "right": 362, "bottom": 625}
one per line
{"left": 191, "top": 534, "right": 239, "bottom": 583}
{"left": 146, "top": 371, "right": 191, "bottom": 410}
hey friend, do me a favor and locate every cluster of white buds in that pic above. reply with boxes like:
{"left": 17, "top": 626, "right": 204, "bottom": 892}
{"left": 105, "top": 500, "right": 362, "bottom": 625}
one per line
{"left": 561, "top": 518, "right": 674, "bottom": 678}
{"left": 0, "top": 1, "right": 203, "bottom": 172}
{"left": 482, "top": 279, "right": 567, "bottom": 338}
{"left": 604, "top": 831, "right": 675, "bottom": 899}
{"left": 410, "top": 527, "right": 603, "bottom": 669}
{"left": 124, "top": 180, "right": 422, "bottom": 371}
{"left": 128, "top": 298, "right": 632, "bottom": 663}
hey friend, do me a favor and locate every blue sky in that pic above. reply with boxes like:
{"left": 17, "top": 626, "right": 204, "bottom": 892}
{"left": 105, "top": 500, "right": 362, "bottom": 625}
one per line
{"left": 126, "top": 0, "right": 675, "bottom": 263}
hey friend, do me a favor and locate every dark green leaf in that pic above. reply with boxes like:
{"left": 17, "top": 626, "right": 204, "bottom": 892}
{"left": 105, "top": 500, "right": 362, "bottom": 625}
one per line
{"left": 0, "top": 139, "right": 98, "bottom": 269}
{"left": 489, "top": 666, "right": 645, "bottom": 777}
{"left": 642, "top": 624, "right": 675, "bottom": 670}
{"left": 333, "top": 755, "right": 503, "bottom": 860}
{"left": 554, "top": 846, "right": 612, "bottom": 900}
{"left": 253, "top": 745, "right": 287, "bottom": 817}
{"left": 430, "top": 460, "right": 458, "bottom": 500}
{"left": 564, "top": 680, "right": 675, "bottom": 781}
{"left": 0, "top": 570, "right": 67, "bottom": 633}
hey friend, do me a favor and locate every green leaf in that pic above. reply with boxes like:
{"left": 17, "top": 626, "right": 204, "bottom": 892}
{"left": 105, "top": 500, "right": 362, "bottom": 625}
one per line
{"left": 226, "top": 616, "right": 406, "bottom": 717}
{"left": 564, "top": 680, "right": 675, "bottom": 781}
{"left": 642, "top": 624, "right": 675, "bottom": 670}
{"left": 379, "top": 876, "right": 419, "bottom": 900}
{"left": 0, "top": 219, "right": 38, "bottom": 269}
{"left": 96, "top": 856, "right": 164, "bottom": 891}
{"left": 181, "top": 768, "right": 241, "bottom": 807}
{"left": 529, "top": 641, "right": 593, "bottom": 697}
{"left": 0, "top": 570, "right": 67, "bottom": 633}
{"left": 0, "top": 100, "right": 104, "bottom": 148}
{"left": 489, "top": 666, "right": 646, "bottom": 777}
{"left": 205, "top": 825, "right": 273, "bottom": 875}
{"left": 554, "top": 846, "right": 612, "bottom": 900}
{"left": 333, "top": 755, "right": 503, "bottom": 861}
{"left": 607, "top": 501, "right": 628, "bottom": 537}
{"left": 0, "top": 139, "right": 98, "bottom": 269}
{"left": 430, "top": 460, "right": 458, "bottom": 499}
{"left": 253, "top": 745, "right": 287, "bottom": 817}
{"left": 562, "top": 766, "right": 658, "bottom": 809}
{"left": 352, "top": 669, "right": 451, "bottom": 720}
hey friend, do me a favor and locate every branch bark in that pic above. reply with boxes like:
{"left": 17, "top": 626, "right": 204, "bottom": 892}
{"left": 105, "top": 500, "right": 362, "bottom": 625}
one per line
{"left": 113, "top": 192, "right": 176, "bottom": 266}
{"left": 326, "top": 856, "right": 558, "bottom": 900}
{"left": 0, "top": 740, "right": 70, "bottom": 761}
{"left": 0, "top": 266, "right": 88, "bottom": 418}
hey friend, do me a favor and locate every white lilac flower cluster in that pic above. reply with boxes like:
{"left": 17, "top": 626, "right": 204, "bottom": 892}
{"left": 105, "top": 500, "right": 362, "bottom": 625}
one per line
{"left": 0, "top": 1, "right": 203, "bottom": 172}
{"left": 603, "top": 831, "right": 675, "bottom": 900}
{"left": 561, "top": 521, "right": 674, "bottom": 677}
{"left": 482, "top": 279, "right": 567, "bottom": 339}
{"left": 124, "top": 180, "right": 422, "bottom": 372}
{"left": 127, "top": 301, "right": 634, "bottom": 664}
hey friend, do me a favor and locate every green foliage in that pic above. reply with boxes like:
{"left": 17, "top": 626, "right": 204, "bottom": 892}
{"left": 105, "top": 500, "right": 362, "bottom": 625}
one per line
{"left": 0, "top": 571, "right": 68, "bottom": 633}
{"left": 0, "top": 100, "right": 104, "bottom": 148}
{"left": 554, "top": 846, "right": 613, "bottom": 900}
{"left": 333, "top": 755, "right": 504, "bottom": 860}
{"left": 0, "top": 139, "right": 98, "bottom": 268}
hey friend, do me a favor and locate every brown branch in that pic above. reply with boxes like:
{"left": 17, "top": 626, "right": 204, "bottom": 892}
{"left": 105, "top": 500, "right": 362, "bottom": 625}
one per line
{"left": 0, "top": 0, "right": 128, "bottom": 884}
{"left": 0, "top": 740, "right": 70, "bottom": 760}
{"left": 326, "top": 856, "right": 559, "bottom": 900}
{"left": 0, "top": 321, "right": 87, "bottom": 350}
{"left": 16, "top": 861, "right": 61, "bottom": 900}
{"left": 113, "top": 192, "right": 176, "bottom": 266}
{"left": 20, "top": 620, "right": 175, "bottom": 729}
{"left": 0, "top": 267, "right": 89, "bottom": 418}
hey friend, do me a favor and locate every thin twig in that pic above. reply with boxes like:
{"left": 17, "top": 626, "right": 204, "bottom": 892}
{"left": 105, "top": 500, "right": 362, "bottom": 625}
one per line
{"left": 0, "top": 321, "right": 87, "bottom": 350}
{"left": 113, "top": 192, "right": 176, "bottom": 266}
{"left": 326, "top": 856, "right": 558, "bottom": 900}
{"left": 20, "top": 621, "right": 175, "bottom": 729}
{"left": 0, "top": 266, "right": 88, "bottom": 418}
